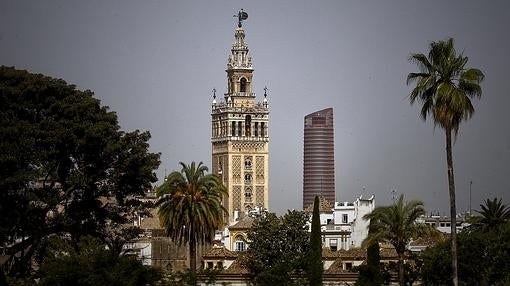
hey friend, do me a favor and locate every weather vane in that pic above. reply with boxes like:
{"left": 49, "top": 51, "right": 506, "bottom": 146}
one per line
{"left": 234, "top": 9, "right": 248, "bottom": 28}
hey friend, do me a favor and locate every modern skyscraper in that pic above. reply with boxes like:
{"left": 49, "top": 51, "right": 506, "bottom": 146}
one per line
{"left": 211, "top": 11, "right": 269, "bottom": 224}
{"left": 303, "top": 108, "right": 335, "bottom": 209}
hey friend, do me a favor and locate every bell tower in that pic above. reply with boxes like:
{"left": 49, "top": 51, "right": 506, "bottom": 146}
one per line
{"left": 211, "top": 10, "right": 269, "bottom": 224}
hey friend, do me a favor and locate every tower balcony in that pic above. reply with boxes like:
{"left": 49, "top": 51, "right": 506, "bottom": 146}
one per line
{"left": 211, "top": 135, "right": 268, "bottom": 143}
{"left": 231, "top": 92, "right": 255, "bottom": 97}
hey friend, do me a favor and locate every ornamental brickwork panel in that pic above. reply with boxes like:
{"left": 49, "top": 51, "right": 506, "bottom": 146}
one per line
{"left": 232, "top": 155, "right": 241, "bottom": 184}
{"left": 255, "top": 156, "right": 264, "bottom": 184}
{"left": 233, "top": 186, "right": 241, "bottom": 211}
{"left": 256, "top": 186, "right": 264, "bottom": 206}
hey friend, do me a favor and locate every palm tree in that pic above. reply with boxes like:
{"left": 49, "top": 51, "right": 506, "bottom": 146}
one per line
{"left": 469, "top": 198, "right": 510, "bottom": 231}
{"left": 156, "top": 161, "right": 227, "bottom": 282}
{"left": 363, "top": 194, "right": 425, "bottom": 286}
{"left": 407, "top": 38, "right": 484, "bottom": 286}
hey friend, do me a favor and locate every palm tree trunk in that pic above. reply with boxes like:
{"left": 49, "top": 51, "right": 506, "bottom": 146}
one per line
{"left": 189, "top": 224, "right": 197, "bottom": 286}
{"left": 398, "top": 253, "right": 405, "bottom": 286}
{"left": 446, "top": 128, "right": 458, "bottom": 286}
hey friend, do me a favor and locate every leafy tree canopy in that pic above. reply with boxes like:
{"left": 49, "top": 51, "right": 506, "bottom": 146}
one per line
{"left": 38, "top": 236, "right": 161, "bottom": 286}
{"left": 421, "top": 198, "right": 510, "bottom": 286}
{"left": 246, "top": 210, "right": 310, "bottom": 286}
{"left": 0, "top": 66, "right": 160, "bottom": 276}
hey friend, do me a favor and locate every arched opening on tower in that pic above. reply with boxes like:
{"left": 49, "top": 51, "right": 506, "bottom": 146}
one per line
{"left": 240, "top": 77, "right": 247, "bottom": 93}
{"left": 245, "top": 115, "right": 251, "bottom": 137}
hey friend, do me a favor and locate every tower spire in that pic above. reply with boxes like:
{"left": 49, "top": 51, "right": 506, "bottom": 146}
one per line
{"left": 211, "top": 11, "right": 270, "bottom": 223}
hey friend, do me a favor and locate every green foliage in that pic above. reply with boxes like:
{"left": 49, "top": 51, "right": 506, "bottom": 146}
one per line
{"left": 0, "top": 66, "right": 160, "bottom": 277}
{"left": 156, "top": 161, "right": 227, "bottom": 280}
{"left": 37, "top": 236, "right": 161, "bottom": 286}
{"left": 468, "top": 197, "right": 510, "bottom": 231}
{"left": 246, "top": 210, "right": 310, "bottom": 286}
{"left": 363, "top": 194, "right": 425, "bottom": 286}
{"left": 407, "top": 38, "right": 484, "bottom": 286}
{"left": 356, "top": 223, "right": 383, "bottom": 286}
{"left": 166, "top": 268, "right": 221, "bottom": 286}
{"left": 309, "top": 196, "right": 323, "bottom": 286}
{"left": 421, "top": 206, "right": 510, "bottom": 286}
{"left": 407, "top": 38, "right": 484, "bottom": 133}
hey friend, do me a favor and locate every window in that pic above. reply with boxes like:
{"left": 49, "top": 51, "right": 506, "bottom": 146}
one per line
{"left": 261, "top": 122, "right": 265, "bottom": 137}
{"left": 231, "top": 122, "right": 236, "bottom": 136}
{"left": 342, "top": 214, "right": 348, "bottom": 223}
{"left": 245, "top": 190, "right": 252, "bottom": 202}
{"left": 245, "top": 115, "right": 251, "bottom": 136}
{"left": 217, "top": 262, "right": 223, "bottom": 269}
{"left": 244, "top": 174, "right": 252, "bottom": 185}
{"left": 345, "top": 263, "right": 353, "bottom": 270}
{"left": 235, "top": 236, "right": 246, "bottom": 252}
{"left": 240, "top": 77, "right": 247, "bottom": 92}
{"left": 237, "top": 121, "right": 242, "bottom": 136}
{"left": 254, "top": 122, "right": 259, "bottom": 137}
{"left": 330, "top": 239, "right": 338, "bottom": 251}
{"left": 207, "top": 262, "right": 213, "bottom": 269}
{"left": 244, "top": 157, "right": 252, "bottom": 169}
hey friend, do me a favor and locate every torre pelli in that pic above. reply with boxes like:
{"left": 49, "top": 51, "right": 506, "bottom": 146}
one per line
{"left": 211, "top": 10, "right": 269, "bottom": 224}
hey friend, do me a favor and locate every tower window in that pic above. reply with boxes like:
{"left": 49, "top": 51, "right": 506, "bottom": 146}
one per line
{"left": 245, "top": 115, "right": 251, "bottom": 137}
{"left": 244, "top": 174, "right": 252, "bottom": 185}
{"left": 232, "top": 122, "right": 236, "bottom": 136}
{"left": 261, "top": 122, "right": 265, "bottom": 137}
{"left": 237, "top": 121, "right": 242, "bottom": 137}
{"left": 244, "top": 157, "right": 252, "bottom": 169}
{"left": 240, "top": 78, "right": 247, "bottom": 92}
{"left": 254, "top": 122, "right": 259, "bottom": 137}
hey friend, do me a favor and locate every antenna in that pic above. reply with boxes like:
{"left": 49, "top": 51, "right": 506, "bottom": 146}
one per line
{"left": 469, "top": 180, "right": 472, "bottom": 216}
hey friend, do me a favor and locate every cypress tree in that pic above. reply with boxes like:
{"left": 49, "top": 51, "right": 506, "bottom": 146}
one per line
{"left": 309, "top": 196, "right": 323, "bottom": 286}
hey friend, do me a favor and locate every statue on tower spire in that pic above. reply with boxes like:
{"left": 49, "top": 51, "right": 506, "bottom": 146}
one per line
{"left": 236, "top": 9, "right": 248, "bottom": 28}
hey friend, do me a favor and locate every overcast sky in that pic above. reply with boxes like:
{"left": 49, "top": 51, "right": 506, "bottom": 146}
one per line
{"left": 2, "top": 1, "right": 509, "bottom": 215}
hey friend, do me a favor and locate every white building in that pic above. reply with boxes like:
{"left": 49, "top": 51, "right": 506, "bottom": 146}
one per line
{"left": 307, "top": 195, "right": 375, "bottom": 251}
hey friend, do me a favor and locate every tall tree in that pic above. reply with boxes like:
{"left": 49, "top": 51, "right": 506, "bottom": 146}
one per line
{"left": 247, "top": 210, "right": 310, "bottom": 286}
{"left": 406, "top": 38, "right": 484, "bottom": 286}
{"left": 363, "top": 194, "right": 425, "bottom": 286}
{"left": 309, "top": 196, "right": 323, "bottom": 286}
{"left": 356, "top": 222, "right": 383, "bottom": 286}
{"left": 156, "top": 162, "right": 226, "bottom": 284}
{"left": 0, "top": 66, "right": 160, "bottom": 278}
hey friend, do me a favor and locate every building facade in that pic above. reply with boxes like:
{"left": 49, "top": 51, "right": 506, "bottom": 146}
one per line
{"left": 305, "top": 195, "right": 375, "bottom": 250}
{"left": 211, "top": 20, "right": 269, "bottom": 224}
{"left": 303, "top": 108, "right": 335, "bottom": 209}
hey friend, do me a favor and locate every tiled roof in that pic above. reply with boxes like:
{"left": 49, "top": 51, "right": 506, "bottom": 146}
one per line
{"left": 380, "top": 246, "right": 398, "bottom": 259}
{"left": 325, "top": 259, "right": 347, "bottom": 274}
{"left": 229, "top": 217, "right": 254, "bottom": 230}
{"left": 223, "top": 255, "right": 250, "bottom": 274}
{"left": 322, "top": 248, "right": 367, "bottom": 259}
{"left": 203, "top": 246, "right": 238, "bottom": 259}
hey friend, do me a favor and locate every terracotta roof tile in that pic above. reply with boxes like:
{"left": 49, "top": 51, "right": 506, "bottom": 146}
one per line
{"left": 223, "top": 255, "right": 250, "bottom": 274}
{"left": 203, "top": 246, "right": 238, "bottom": 259}
{"left": 229, "top": 217, "right": 254, "bottom": 230}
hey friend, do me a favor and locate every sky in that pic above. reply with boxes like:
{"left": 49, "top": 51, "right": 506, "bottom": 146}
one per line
{"left": 1, "top": 0, "right": 509, "bottom": 216}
